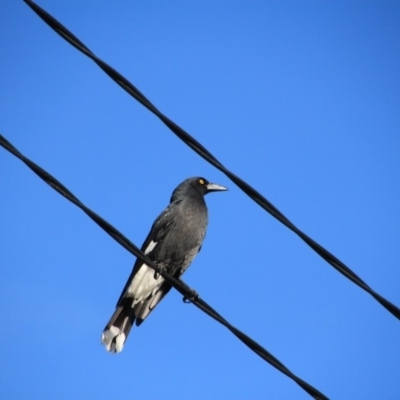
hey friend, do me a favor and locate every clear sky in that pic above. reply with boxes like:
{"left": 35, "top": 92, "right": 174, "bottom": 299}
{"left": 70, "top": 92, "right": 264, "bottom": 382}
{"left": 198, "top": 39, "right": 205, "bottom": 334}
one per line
{"left": 1, "top": 1, "right": 400, "bottom": 399}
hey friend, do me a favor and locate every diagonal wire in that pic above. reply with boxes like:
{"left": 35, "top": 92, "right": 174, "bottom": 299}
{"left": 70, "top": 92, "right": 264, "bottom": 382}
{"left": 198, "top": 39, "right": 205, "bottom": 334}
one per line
{"left": 22, "top": 0, "right": 400, "bottom": 321}
{"left": 1, "top": 133, "right": 328, "bottom": 400}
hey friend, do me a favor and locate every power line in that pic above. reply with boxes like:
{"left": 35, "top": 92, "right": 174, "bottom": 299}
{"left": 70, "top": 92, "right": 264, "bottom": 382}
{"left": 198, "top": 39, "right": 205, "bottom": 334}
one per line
{"left": 0, "top": 133, "right": 329, "bottom": 400}
{"left": 22, "top": 0, "right": 400, "bottom": 321}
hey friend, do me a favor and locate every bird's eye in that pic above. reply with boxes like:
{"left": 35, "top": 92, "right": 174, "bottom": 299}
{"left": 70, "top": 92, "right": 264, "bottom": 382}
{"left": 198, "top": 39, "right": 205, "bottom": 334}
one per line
{"left": 199, "top": 179, "right": 205, "bottom": 185}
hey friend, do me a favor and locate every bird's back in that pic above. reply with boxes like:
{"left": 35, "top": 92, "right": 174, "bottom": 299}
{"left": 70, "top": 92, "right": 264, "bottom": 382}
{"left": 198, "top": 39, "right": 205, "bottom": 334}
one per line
{"left": 148, "top": 194, "right": 208, "bottom": 275}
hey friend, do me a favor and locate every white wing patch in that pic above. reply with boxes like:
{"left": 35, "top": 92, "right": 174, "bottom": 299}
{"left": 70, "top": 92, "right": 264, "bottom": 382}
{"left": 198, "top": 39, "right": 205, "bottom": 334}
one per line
{"left": 144, "top": 240, "right": 157, "bottom": 255}
{"left": 128, "top": 263, "right": 164, "bottom": 303}
{"left": 126, "top": 240, "right": 162, "bottom": 302}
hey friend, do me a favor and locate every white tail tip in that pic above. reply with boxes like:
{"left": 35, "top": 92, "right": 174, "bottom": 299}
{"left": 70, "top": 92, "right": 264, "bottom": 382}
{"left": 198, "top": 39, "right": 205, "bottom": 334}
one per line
{"left": 101, "top": 326, "right": 126, "bottom": 353}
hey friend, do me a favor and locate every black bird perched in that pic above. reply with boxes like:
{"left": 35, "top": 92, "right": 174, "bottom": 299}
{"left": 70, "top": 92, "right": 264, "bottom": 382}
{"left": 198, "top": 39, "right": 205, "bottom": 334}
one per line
{"left": 101, "top": 177, "right": 227, "bottom": 353}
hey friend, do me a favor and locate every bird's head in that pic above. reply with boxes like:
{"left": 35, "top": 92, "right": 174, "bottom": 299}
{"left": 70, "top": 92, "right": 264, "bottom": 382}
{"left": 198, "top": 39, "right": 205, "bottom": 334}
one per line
{"left": 192, "top": 177, "right": 228, "bottom": 196}
{"left": 171, "top": 177, "right": 227, "bottom": 202}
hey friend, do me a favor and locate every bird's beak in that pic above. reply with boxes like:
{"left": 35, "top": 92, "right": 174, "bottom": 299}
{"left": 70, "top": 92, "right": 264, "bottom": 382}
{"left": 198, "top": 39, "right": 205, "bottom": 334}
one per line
{"left": 206, "top": 182, "right": 228, "bottom": 193}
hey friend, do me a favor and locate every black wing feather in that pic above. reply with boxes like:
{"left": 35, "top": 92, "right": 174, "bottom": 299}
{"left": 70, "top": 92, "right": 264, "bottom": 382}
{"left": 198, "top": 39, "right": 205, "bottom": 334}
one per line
{"left": 115, "top": 201, "right": 180, "bottom": 307}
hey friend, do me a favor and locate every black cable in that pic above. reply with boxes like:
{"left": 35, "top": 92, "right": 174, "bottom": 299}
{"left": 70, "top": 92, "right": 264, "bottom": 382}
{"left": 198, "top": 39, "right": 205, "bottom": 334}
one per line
{"left": 0, "top": 133, "right": 328, "bottom": 400}
{"left": 22, "top": 0, "right": 400, "bottom": 321}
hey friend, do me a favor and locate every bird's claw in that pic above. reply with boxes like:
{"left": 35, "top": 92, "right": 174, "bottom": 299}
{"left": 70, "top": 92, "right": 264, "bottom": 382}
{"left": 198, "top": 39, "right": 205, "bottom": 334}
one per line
{"left": 183, "top": 290, "right": 199, "bottom": 304}
{"left": 154, "top": 267, "right": 164, "bottom": 280}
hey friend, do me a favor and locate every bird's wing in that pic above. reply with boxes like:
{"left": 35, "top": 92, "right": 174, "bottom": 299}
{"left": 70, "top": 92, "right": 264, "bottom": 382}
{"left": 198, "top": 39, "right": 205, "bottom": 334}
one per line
{"left": 134, "top": 242, "right": 202, "bottom": 325}
{"left": 115, "top": 201, "right": 181, "bottom": 307}
{"left": 134, "top": 282, "right": 173, "bottom": 325}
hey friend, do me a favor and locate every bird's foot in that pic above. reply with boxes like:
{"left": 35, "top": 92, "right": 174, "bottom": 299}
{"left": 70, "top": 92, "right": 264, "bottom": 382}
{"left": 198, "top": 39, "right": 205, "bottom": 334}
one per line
{"left": 182, "top": 289, "right": 199, "bottom": 304}
{"left": 153, "top": 267, "right": 164, "bottom": 280}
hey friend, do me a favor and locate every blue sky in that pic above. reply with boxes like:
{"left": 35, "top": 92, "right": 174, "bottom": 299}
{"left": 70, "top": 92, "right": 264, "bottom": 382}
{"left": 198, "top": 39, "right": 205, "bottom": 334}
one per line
{"left": 1, "top": 1, "right": 400, "bottom": 399}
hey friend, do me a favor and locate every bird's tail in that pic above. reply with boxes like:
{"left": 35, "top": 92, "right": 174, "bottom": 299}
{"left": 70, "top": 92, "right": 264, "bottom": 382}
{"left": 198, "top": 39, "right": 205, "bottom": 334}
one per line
{"left": 101, "top": 299, "right": 137, "bottom": 353}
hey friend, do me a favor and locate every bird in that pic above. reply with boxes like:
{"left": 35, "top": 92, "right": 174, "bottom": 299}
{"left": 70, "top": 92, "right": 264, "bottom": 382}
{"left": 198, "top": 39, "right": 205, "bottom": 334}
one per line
{"left": 101, "top": 176, "right": 227, "bottom": 353}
